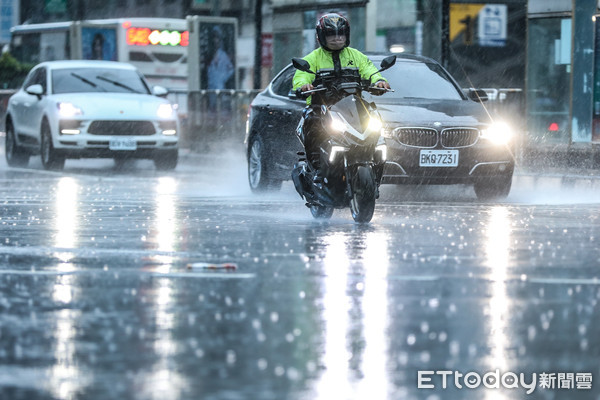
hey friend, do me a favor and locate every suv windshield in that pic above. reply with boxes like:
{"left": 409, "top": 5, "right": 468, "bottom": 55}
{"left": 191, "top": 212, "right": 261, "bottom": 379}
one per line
{"left": 52, "top": 68, "right": 150, "bottom": 94}
{"left": 379, "top": 61, "right": 464, "bottom": 101}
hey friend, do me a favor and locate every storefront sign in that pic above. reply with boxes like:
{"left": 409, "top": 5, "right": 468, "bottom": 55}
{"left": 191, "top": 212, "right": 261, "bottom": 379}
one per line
{"left": 478, "top": 4, "right": 507, "bottom": 47}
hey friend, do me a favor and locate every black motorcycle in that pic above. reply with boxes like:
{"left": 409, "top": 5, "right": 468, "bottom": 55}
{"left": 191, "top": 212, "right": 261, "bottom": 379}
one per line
{"left": 291, "top": 55, "right": 396, "bottom": 223}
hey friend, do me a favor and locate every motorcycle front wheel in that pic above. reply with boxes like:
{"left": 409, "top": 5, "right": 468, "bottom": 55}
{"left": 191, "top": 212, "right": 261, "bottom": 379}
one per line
{"left": 310, "top": 204, "right": 334, "bottom": 219}
{"left": 350, "top": 166, "right": 376, "bottom": 223}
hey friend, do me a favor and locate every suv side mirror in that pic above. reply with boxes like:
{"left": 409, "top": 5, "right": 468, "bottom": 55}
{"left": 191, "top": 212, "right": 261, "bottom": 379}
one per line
{"left": 26, "top": 84, "right": 44, "bottom": 99}
{"left": 153, "top": 85, "right": 169, "bottom": 97}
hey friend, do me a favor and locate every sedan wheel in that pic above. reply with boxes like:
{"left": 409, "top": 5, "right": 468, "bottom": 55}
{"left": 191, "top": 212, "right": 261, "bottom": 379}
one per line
{"left": 474, "top": 173, "right": 513, "bottom": 200}
{"left": 40, "top": 121, "right": 65, "bottom": 171}
{"left": 248, "top": 136, "right": 282, "bottom": 192}
{"left": 5, "top": 121, "right": 30, "bottom": 167}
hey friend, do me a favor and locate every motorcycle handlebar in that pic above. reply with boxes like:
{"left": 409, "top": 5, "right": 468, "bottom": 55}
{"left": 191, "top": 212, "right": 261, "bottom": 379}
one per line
{"left": 296, "top": 84, "right": 394, "bottom": 99}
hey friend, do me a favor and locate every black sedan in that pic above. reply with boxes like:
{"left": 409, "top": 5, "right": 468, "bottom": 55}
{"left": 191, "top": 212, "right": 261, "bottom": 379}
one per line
{"left": 245, "top": 54, "right": 515, "bottom": 199}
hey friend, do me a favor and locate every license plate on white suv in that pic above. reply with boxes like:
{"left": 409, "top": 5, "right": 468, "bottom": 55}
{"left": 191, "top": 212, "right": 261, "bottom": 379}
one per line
{"left": 419, "top": 149, "right": 459, "bottom": 167}
{"left": 109, "top": 138, "right": 137, "bottom": 151}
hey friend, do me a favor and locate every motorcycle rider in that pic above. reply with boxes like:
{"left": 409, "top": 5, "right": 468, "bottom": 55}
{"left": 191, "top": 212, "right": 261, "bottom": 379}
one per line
{"left": 292, "top": 13, "right": 391, "bottom": 176}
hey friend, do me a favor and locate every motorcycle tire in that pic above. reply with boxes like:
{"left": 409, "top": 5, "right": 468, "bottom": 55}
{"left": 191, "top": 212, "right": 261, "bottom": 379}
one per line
{"left": 350, "top": 165, "right": 376, "bottom": 223}
{"left": 310, "top": 204, "right": 334, "bottom": 219}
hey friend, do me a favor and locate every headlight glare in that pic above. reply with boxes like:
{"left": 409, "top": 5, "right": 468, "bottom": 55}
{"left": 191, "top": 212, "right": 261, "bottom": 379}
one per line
{"left": 367, "top": 116, "right": 383, "bottom": 132}
{"left": 330, "top": 115, "right": 347, "bottom": 133}
{"left": 58, "top": 102, "right": 83, "bottom": 117}
{"left": 157, "top": 103, "right": 175, "bottom": 119}
{"left": 481, "top": 122, "right": 513, "bottom": 145}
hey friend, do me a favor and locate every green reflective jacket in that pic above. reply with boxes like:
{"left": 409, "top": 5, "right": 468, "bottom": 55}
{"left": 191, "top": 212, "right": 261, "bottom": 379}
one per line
{"left": 292, "top": 47, "right": 387, "bottom": 104}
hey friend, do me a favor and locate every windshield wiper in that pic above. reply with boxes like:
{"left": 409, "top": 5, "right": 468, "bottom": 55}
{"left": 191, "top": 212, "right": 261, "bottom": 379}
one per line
{"left": 95, "top": 76, "right": 140, "bottom": 93}
{"left": 71, "top": 72, "right": 97, "bottom": 88}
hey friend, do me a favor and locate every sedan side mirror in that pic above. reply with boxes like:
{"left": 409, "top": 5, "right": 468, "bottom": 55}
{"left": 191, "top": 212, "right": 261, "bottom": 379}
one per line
{"left": 153, "top": 85, "right": 169, "bottom": 97}
{"left": 25, "top": 84, "right": 44, "bottom": 99}
{"left": 288, "top": 89, "right": 299, "bottom": 100}
{"left": 468, "top": 88, "right": 488, "bottom": 102}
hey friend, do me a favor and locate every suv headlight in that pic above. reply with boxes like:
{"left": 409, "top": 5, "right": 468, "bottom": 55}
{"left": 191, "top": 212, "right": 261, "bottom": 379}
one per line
{"left": 157, "top": 103, "right": 175, "bottom": 119}
{"left": 480, "top": 122, "right": 513, "bottom": 145}
{"left": 58, "top": 102, "right": 83, "bottom": 117}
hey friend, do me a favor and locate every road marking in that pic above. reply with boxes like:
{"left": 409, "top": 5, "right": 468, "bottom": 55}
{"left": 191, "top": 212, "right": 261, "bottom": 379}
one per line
{"left": 525, "top": 277, "right": 600, "bottom": 285}
{"left": 0, "top": 269, "right": 255, "bottom": 279}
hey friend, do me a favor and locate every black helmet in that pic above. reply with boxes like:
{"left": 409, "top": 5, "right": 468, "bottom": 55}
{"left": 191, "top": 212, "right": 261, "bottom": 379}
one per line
{"left": 316, "top": 13, "right": 350, "bottom": 50}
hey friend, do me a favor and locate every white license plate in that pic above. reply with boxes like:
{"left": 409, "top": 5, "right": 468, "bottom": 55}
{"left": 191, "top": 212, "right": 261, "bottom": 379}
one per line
{"left": 419, "top": 149, "right": 459, "bottom": 167}
{"left": 109, "top": 138, "right": 137, "bottom": 151}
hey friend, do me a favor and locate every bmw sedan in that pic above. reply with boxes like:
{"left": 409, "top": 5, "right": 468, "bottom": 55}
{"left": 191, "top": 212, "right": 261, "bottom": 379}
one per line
{"left": 5, "top": 60, "right": 179, "bottom": 171}
{"left": 245, "top": 54, "right": 515, "bottom": 199}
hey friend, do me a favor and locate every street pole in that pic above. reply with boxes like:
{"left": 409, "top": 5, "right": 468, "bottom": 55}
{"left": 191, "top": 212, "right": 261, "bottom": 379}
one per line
{"left": 254, "top": 0, "right": 263, "bottom": 89}
{"left": 441, "top": 0, "right": 449, "bottom": 69}
{"left": 365, "top": 0, "right": 377, "bottom": 52}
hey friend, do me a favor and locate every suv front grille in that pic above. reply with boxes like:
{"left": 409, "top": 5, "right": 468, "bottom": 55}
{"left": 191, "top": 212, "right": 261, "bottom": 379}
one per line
{"left": 441, "top": 128, "right": 479, "bottom": 148}
{"left": 394, "top": 127, "right": 438, "bottom": 148}
{"left": 88, "top": 121, "right": 156, "bottom": 136}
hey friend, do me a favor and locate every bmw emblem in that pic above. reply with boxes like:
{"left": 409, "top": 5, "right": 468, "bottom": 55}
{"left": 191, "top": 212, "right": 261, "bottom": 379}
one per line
{"left": 433, "top": 122, "right": 442, "bottom": 127}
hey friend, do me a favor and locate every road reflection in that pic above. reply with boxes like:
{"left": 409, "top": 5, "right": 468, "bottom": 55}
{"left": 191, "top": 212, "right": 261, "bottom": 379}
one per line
{"left": 313, "top": 226, "right": 391, "bottom": 399}
{"left": 54, "top": 177, "right": 79, "bottom": 263}
{"left": 485, "top": 206, "right": 511, "bottom": 399}
{"left": 151, "top": 177, "right": 178, "bottom": 270}
{"left": 139, "top": 176, "right": 188, "bottom": 399}
{"left": 50, "top": 177, "right": 89, "bottom": 398}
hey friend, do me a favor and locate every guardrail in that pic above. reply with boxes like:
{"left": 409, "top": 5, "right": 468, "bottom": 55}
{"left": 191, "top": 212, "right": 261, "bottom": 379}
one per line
{"left": 184, "top": 89, "right": 261, "bottom": 151}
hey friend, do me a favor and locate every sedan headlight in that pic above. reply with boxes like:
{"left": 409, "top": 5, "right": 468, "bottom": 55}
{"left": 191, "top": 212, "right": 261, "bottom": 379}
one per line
{"left": 480, "top": 122, "right": 513, "bottom": 145}
{"left": 157, "top": 103, "right": 175, "bottom": 119}
{"left": 58, "top": 102, "right": 83, "bottom": 118}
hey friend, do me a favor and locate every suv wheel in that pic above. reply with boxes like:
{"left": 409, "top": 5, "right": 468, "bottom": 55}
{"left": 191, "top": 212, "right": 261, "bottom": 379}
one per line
{"left": 40, "top": 120, "right": 65, "bottom": 171}
{"left": 5, "top": 121, "right": 30, "bottom": 167}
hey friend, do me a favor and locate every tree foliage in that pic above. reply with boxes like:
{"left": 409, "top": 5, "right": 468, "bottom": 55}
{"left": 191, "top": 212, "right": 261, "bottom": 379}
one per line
{"left": 0, "top": 52, "right": 33, "bottom": 89}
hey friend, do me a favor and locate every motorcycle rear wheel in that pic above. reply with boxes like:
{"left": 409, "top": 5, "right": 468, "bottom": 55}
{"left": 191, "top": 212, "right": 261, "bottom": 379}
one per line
{"left": 350, "top": 166, "right": 376, "bottom": 223}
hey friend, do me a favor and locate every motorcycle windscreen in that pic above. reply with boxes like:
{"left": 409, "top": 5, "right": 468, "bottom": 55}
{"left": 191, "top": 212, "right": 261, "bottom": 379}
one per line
{"left": 330, "top": 95, "right": 371, "bottom": 132}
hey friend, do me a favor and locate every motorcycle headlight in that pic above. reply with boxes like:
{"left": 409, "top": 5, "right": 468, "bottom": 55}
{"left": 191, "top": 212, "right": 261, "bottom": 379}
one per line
{"left": 367, "top": 116, "right": 383, "bottom": 132}
{"left": 330, "top": 115, "right": 347, "bottom": 133}
{"left": 157, "top": 103, "right": 175, "bottom": 119}
{"left": 480, "top": 122, "right": 513, "bottom": 145}
{"left": 58, "top": 102, "right": 83, "bottom": 117}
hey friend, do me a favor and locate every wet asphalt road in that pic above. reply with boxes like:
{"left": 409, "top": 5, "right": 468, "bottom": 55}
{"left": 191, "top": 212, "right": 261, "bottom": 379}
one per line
{"left": 1, "top": 147, "right": 600, "bottom": 400}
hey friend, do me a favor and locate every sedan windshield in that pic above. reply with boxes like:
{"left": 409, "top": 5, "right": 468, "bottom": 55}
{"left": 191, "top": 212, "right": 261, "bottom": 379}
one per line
{"left": 52, "top": 68, "right": 150, "bottom": 94}
{"left": 379, "top": 61, "right": 464, "bottom": 101}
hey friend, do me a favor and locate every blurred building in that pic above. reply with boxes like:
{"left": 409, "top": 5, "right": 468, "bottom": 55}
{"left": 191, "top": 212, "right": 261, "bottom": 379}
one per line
{"left": 525, "top": 0, "right": 599, "bottom": 154}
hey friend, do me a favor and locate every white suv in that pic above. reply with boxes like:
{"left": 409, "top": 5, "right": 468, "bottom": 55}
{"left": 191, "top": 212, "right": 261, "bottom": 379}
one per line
{"left": 5, "top": 60, "right": 179, "bottom": 170}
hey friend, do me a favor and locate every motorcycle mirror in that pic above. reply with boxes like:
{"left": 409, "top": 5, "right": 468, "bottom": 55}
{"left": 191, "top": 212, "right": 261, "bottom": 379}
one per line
{"left": 292, "top": 58, "right": 315, "bottom": 74}
{"left": 368, "top": 55, "right": 397, "bottom": 81}
{"left": 380, "top": 55, "right": 397, "bottom": 70}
